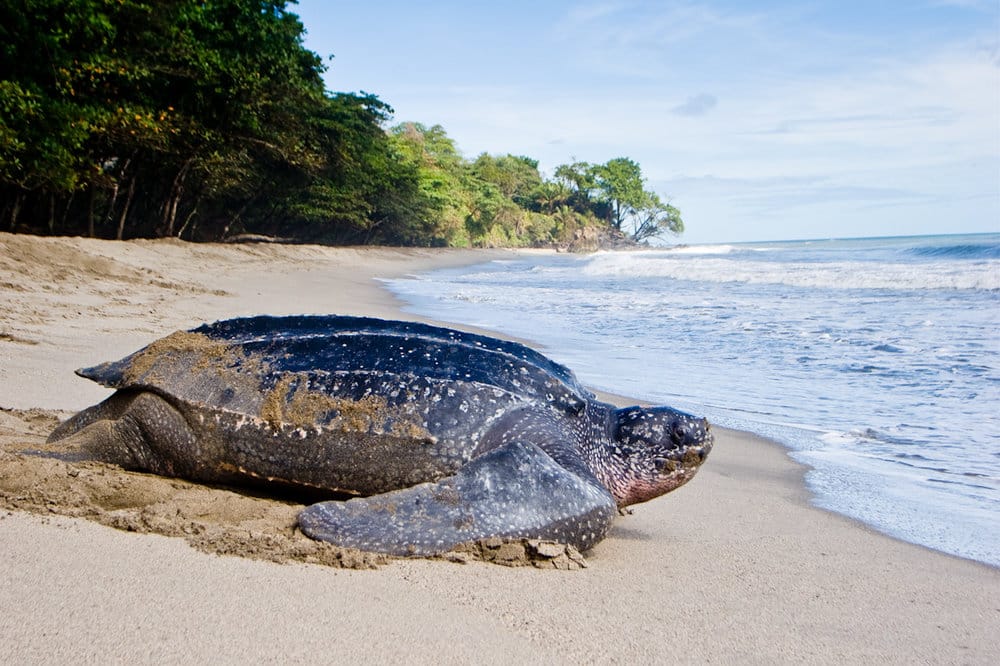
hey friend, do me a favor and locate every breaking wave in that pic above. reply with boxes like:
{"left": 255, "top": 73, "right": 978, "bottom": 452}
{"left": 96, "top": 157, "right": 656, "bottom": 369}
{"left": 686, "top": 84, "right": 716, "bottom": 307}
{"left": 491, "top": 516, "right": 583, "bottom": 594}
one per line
{"left": 581, "top": 250, "right": 1000, "bottom": 291}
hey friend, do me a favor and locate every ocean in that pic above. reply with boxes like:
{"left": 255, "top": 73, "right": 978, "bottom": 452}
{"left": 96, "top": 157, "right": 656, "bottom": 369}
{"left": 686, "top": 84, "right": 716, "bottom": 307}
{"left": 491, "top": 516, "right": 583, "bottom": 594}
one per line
{"left": 385, "top": 233, "right": 1000, "bottom": 567}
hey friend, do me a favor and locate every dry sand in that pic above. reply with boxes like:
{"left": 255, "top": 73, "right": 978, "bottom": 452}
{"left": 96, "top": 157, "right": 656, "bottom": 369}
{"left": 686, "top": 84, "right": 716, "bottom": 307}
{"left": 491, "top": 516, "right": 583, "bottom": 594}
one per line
{"left": 0, "top": 231, "right": 997, "bottom": 663}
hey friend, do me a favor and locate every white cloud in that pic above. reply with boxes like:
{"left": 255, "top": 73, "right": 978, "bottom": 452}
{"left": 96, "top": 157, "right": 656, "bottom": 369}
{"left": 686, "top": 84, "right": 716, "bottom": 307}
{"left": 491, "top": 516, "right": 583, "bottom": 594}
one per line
{"left": 389, "top": 43, "right": 997, "bottom": 184}
{"left": 671, "top": 93, "right": 718, "bottom": 116}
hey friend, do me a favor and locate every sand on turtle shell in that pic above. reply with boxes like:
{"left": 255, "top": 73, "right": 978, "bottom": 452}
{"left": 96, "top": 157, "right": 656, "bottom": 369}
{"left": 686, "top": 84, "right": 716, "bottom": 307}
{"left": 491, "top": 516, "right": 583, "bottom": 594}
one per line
{"left": 0, "top": 407, "right": 584, "bottom": 569}
{"left": 121, "top": 330, "right": 239, "bottom": 384}
{"left": 123, "top": 334, "right": 436, "bottom": 441}
{"left": 260, "top": 373, "right": 435, "bottom": 441}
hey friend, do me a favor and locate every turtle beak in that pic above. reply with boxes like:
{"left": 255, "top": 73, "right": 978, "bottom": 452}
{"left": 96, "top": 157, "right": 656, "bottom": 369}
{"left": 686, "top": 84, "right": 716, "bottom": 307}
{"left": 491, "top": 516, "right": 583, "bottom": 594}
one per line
{"left": 672, "top": 419, "right": 713, "bottom": 477}
{"left": 695, "top": 419, "right": 713, "bottom": 460}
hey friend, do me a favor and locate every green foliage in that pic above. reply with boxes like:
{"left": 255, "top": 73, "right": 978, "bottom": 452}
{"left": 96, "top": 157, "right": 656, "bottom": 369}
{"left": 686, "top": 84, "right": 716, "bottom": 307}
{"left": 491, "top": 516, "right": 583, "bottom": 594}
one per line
{"left": 551, "top": 157, "right": 684, "bottom": 242}
{"left": 388, "top": 123, "right": 470, "bottom": 245}
{"left": 630, "top": 194, "right": 684, "bottom": 242}
{"left": 0, "top": 0, "right": 685, "bottom": 245}
{"left": 593, "top": 157, "right": 647, "bottom": 231}
{"left": 472, "top": 154, "right": 542, "bottom": 206}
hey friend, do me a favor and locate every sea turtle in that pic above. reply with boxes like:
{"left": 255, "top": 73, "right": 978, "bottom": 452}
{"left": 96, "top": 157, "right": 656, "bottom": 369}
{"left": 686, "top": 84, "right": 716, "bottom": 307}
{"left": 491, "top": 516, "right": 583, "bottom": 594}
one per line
{"left": 48, "top": 315, "right": 713, "bottom": 556}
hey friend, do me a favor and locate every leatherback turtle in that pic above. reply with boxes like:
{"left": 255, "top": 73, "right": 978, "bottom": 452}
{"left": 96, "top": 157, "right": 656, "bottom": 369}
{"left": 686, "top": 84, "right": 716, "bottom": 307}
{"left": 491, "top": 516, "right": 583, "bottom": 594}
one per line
{"left": 48, "top": 315, "right": 713, "bottom": 556}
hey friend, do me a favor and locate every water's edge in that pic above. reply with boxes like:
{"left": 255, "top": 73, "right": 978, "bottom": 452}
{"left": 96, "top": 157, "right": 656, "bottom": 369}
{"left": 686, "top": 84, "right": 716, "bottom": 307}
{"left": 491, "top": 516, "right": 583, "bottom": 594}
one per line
{"left": 380, "top": 267, "right": 998, "bottom": 570}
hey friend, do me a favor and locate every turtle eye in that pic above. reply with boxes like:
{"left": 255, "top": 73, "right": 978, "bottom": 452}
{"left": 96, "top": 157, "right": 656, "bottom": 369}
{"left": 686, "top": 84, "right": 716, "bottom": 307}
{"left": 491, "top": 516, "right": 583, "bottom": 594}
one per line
{"left": 670, "top": 420, "right": 692, "bottom": 444}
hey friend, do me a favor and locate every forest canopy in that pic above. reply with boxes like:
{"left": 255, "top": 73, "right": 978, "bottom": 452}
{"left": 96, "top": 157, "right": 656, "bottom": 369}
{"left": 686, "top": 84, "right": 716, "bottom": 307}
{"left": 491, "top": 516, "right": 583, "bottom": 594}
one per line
{"left": 0, "top": 0, "right": 683, "bottom": 248}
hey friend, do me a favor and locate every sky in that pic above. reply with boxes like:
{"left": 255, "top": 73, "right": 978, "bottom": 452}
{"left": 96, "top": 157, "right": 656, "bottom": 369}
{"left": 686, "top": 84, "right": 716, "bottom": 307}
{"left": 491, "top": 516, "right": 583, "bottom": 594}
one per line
{"left": 292, "top": 1, "right": 999, "bottom": 244}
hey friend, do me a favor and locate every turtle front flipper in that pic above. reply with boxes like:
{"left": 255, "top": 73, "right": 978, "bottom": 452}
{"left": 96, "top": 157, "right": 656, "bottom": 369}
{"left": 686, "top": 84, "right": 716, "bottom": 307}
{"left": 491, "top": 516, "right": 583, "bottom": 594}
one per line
{"left": 297, "top": 441, "right": 617, "bottom": 556}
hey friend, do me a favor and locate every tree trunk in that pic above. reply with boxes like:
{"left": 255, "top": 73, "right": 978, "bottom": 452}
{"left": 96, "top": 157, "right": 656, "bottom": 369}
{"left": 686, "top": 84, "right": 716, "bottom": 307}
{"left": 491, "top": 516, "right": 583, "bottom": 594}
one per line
{"left": 103, "top": 156, "right": 131, "bottom": 233}
{"left": 363, "top": 217, "right": 384, "bottom": 245}
{"left": 176, "top": 195, "right": 201, "bottom": 240}
{"left": 116, "top": 175, "right": 137, "bottom": 240}
{"left": 166, "top": 194, "right": 180, "bottom": 237}
{"left": 219, "top": 199, "right": 252, "bottom": 241}
{"left": 163, "top": 159, "right": 193, "bottom": 237}
{"left": 87, "top": 187, "right": 96, "bottom": 237}
{"left": 104, "top": 182, "right": 120, "bottom": 232}
{"left": 47, "top": 193, "right": 56, "bottom": 233}
{"left": 60, "top": 192, "right": 75, "bottom": 232}
{"left": 8, "top": 193, "right": 22, "bottom": 231}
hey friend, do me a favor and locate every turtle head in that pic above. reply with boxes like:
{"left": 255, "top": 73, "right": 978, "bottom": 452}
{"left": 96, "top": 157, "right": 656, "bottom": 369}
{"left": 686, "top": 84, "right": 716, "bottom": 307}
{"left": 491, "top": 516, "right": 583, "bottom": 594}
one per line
{"left": 604, "top": 406, "right": 713, "bottom": 508}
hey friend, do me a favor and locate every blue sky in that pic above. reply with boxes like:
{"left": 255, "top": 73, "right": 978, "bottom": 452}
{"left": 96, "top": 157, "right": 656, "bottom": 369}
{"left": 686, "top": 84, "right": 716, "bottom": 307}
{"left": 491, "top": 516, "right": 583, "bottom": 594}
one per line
{"left": 292, "top": 1, "right": 999, "bottom": 244}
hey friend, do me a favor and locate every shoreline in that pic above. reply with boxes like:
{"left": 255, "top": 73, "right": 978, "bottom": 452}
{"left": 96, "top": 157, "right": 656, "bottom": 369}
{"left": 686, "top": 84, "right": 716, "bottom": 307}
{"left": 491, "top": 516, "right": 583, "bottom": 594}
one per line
{"left": 380, "top": 251, "right": 997, "bottom": 571}
{"left": 1, "top": 233, "right": 997, "bottom": 663}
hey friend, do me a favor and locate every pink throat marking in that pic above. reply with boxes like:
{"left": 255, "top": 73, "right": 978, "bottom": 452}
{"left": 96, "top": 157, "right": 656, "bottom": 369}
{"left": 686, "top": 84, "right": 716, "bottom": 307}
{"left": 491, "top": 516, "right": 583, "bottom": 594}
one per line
{"left": 618, "top": 471, "right": 693, "bottom": 507}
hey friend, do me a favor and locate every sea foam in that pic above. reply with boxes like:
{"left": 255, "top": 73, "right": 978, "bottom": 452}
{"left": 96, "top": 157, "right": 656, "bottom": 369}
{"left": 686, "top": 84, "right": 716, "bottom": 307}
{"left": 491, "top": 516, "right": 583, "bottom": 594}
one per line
{"left": 387, "top": 233, "right": 1000, "bottom": 567}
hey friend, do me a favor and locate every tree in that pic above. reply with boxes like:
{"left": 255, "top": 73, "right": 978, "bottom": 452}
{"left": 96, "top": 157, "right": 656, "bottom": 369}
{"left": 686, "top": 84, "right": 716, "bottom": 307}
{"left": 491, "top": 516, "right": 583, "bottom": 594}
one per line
{"left": 471, "top": 153, "right": 542, "bottom": 207}
{"left": 0, "top": 0, "right": 124, "bottom": 230}
{"left": 0, "top": 0, "right": 344, "bottom": 240}
{"left": 388, "top": 122, "right": 472, "bottom": 245}
{"left": 630, "top": 194, "right": 683, "bottom": 242}
{"left": 531, "top": 180, "right": 570, "bottom": 214}
{"left": 553, "top": 160, "right": 598, "bottom": 203}
{"left": 591, "top": 157, "right": 683, "bottom": 242}
{"left": 593, "top": 157, "right": 648, "bottom": 232}
{"left": 0, "top": 1, "right": 687, "bottom": 247}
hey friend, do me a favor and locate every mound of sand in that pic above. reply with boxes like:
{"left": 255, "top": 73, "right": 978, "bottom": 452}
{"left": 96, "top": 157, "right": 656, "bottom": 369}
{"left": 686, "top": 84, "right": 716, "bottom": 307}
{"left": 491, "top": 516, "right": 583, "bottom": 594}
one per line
{"left": 0, "top": 233, "right": 577, "bottom": 569}
{"left": 0, "top": 408, "right": 389, "bottom": 569}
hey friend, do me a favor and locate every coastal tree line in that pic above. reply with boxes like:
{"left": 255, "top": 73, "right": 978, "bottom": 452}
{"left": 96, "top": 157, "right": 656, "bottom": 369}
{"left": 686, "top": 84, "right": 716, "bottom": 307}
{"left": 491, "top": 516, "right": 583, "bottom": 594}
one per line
{"left": 0, "top": 0, "right": 683, "bottom": 247}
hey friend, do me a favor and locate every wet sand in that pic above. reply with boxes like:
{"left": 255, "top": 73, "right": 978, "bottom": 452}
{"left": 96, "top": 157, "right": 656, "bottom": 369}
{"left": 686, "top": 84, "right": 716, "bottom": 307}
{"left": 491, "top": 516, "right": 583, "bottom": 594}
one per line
{"left": 1, "top": 232, "right": 997, "bottom": 663}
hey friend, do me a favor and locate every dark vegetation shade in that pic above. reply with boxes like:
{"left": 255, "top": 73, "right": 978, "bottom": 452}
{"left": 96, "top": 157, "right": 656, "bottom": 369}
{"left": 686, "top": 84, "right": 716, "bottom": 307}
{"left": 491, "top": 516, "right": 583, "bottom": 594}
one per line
{"left": 0, "top": 0, "right": 682, "bottom": 247}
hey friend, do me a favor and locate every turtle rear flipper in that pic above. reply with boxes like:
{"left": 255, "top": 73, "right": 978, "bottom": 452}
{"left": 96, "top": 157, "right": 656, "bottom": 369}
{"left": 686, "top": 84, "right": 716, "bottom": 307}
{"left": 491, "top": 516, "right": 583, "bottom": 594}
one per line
{"left": 47, "top": 390, "right": 198, "bottom": 475}
{"left": 297, "top": 441, "right": 617, "bottom": 556}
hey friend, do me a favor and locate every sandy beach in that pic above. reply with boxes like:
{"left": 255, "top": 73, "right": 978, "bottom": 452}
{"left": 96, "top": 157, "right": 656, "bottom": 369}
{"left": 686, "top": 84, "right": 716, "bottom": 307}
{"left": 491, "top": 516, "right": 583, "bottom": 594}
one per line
{"left": 1, "top": 231, "right": 997, "bottom": 663}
